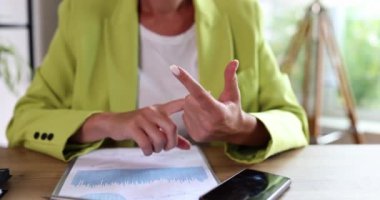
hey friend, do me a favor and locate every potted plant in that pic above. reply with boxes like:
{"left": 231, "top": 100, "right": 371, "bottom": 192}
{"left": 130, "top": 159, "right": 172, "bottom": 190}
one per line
{"left": 0, "top": 42, "right": 29, "bottom": 95}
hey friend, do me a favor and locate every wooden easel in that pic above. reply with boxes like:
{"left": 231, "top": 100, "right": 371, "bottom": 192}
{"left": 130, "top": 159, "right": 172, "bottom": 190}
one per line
{"left": 280, "top": 0, "right": 364, "bottom": 144}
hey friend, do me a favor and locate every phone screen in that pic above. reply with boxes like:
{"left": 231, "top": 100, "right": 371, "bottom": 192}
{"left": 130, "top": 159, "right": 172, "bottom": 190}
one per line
{"left": 199, "top": 169, "right": 291, "bottom": 200}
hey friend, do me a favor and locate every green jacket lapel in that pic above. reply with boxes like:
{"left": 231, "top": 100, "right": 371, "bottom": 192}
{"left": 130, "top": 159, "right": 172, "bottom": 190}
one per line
{"left": 104, "top": 0, "right": 139, "bottom": 112}
{"left": 194, "top": 0, "right": 234, "bottom": 98}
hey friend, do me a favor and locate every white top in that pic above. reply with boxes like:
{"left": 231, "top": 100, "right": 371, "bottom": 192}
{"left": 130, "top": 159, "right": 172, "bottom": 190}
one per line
{"left": 138, "top": 24, "right": 198, "bottom": 135}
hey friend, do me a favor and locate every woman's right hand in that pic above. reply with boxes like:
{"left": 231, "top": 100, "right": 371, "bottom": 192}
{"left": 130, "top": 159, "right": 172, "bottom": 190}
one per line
{"left": 71, "top": 98, "right": 191, "bottom": 156}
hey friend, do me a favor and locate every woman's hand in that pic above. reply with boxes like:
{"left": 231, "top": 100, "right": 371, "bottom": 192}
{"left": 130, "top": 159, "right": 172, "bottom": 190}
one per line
{"left": 71, "top": 99, "right": 191, "bottom": 156}
{"left": 170, "top": 60, "right": 270, "bottom": 146}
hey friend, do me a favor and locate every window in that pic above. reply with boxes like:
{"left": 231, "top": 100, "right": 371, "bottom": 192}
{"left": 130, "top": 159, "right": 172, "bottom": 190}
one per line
{"left": 260, "top": 0, "right": 380, "bottom": 132}
{"left": 0, "top": 0, "right": 32, "bottom": 147}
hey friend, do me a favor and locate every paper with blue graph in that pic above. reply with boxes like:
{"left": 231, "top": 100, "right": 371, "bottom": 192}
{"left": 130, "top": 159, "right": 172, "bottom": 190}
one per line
{"left": 53, "top": 146, "right": 218, "bottom": 200}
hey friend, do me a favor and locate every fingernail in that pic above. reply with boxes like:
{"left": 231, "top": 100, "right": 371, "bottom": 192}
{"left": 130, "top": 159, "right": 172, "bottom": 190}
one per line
{"left": 170, "top": 65, "right": 180, "bottom": 76}
{"left": 233, "top": 59, "right": 239, "bottom": 70}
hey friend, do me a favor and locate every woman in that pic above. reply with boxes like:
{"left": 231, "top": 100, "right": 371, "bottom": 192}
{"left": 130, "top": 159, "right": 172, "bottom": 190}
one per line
{"left": 7, "top": 0, "right": 309, "bottom": 163}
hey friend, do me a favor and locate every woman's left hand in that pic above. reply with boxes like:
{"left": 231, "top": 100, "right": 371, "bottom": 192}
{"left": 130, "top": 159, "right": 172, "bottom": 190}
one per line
{"left": 170, "top": 60, "right": 259, "bottom": 143}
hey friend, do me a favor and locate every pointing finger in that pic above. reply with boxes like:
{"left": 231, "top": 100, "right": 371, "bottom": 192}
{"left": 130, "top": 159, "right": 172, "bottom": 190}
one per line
{"left": 170, "top": 65, "right": 217, "bottom": 108}
{"left": 160, "top": 98, "right": 185, "bottom": 115}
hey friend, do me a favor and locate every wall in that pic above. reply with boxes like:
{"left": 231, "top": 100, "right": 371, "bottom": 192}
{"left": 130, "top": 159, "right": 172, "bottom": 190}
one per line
{"left": 33, "top": 0, "right": 60, "bottom": 66}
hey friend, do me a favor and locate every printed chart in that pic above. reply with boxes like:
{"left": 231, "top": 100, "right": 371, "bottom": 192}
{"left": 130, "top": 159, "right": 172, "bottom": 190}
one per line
{"left": 55, "top": 147, "right": 218, "bottom": 200}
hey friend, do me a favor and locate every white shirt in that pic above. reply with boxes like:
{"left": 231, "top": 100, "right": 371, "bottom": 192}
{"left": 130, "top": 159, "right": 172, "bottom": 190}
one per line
{"left": 138, "top": 24, "right": 198, "bottom": 135}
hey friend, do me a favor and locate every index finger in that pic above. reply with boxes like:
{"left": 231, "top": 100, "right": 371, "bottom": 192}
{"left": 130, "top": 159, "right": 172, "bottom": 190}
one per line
{"left": 170, "top": 65, "right": 217, "bottom": 107}
{"left": 160, "top": 98, "right": 185, "bottom": 115}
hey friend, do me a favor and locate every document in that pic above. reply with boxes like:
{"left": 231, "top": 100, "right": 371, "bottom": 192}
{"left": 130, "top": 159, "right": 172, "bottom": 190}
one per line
{"left": 53, "top": 146, "right": 218, "bottom": 200}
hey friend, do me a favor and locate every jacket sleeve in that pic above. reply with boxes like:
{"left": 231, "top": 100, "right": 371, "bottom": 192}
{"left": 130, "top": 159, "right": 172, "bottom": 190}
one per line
{"left": 6, "top": 0, "right": 103, "bottom": 161}
{"left": 224, "top": 0, "right": 309, "bottom": 164}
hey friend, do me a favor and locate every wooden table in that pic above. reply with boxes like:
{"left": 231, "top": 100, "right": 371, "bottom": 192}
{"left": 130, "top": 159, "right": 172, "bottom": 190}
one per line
{"left": 1, "top": 145, "right": 380, "bottom": 200}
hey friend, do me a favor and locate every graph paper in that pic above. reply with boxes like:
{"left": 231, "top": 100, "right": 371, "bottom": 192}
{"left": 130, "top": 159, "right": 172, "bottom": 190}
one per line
{"left": 53, "top": 146, "right": 218, "bottom": 200}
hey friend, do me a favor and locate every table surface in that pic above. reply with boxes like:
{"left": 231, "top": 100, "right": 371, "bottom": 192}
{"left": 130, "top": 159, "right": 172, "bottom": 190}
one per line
{"left": 1, "top": 145, "right": 380, "bottom": 200}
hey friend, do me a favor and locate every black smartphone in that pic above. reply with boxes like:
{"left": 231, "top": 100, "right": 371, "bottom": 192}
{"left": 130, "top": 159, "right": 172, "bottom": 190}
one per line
{"left": 199, "top": 169, "right": 291, "bottom": 200}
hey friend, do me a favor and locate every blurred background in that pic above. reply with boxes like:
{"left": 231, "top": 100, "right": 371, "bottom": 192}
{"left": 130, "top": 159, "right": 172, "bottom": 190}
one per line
{"left": 0, "top": 0, "right": 379, "bottom": 147}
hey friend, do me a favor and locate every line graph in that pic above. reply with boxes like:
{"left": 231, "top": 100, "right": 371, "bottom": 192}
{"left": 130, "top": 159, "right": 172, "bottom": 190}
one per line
{"left": 81, "top": 193, "right": 126, "bottom": 200}
{"left": 71, "top": 166, "right": 208, "bottom": 187}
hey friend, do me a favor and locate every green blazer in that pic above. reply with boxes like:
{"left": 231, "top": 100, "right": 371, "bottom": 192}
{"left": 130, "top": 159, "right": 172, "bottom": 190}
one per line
{"left": 7, "top": 0, "right": 309, "bottom": 163}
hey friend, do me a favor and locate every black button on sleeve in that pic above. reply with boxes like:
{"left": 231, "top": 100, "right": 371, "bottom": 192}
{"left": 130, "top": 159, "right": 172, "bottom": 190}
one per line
{"left": 47, "top": 133, "right": 54, "bottom": 141}
{"left": 33, "top": 132, "right": 40, "bottom": 139}
{"left": 41, "top": 133, "right": 48, "bottom": 140}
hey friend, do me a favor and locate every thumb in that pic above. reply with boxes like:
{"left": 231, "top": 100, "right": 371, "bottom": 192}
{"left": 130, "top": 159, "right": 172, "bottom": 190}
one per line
{"left": 219, "top": 60, "right": 240, "bottom": 103}
{"left": 176, "top": 135, "right": 191, "bottom": 150}
{"left": 160, "top": 98, "right": 185, "bottom": 115}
